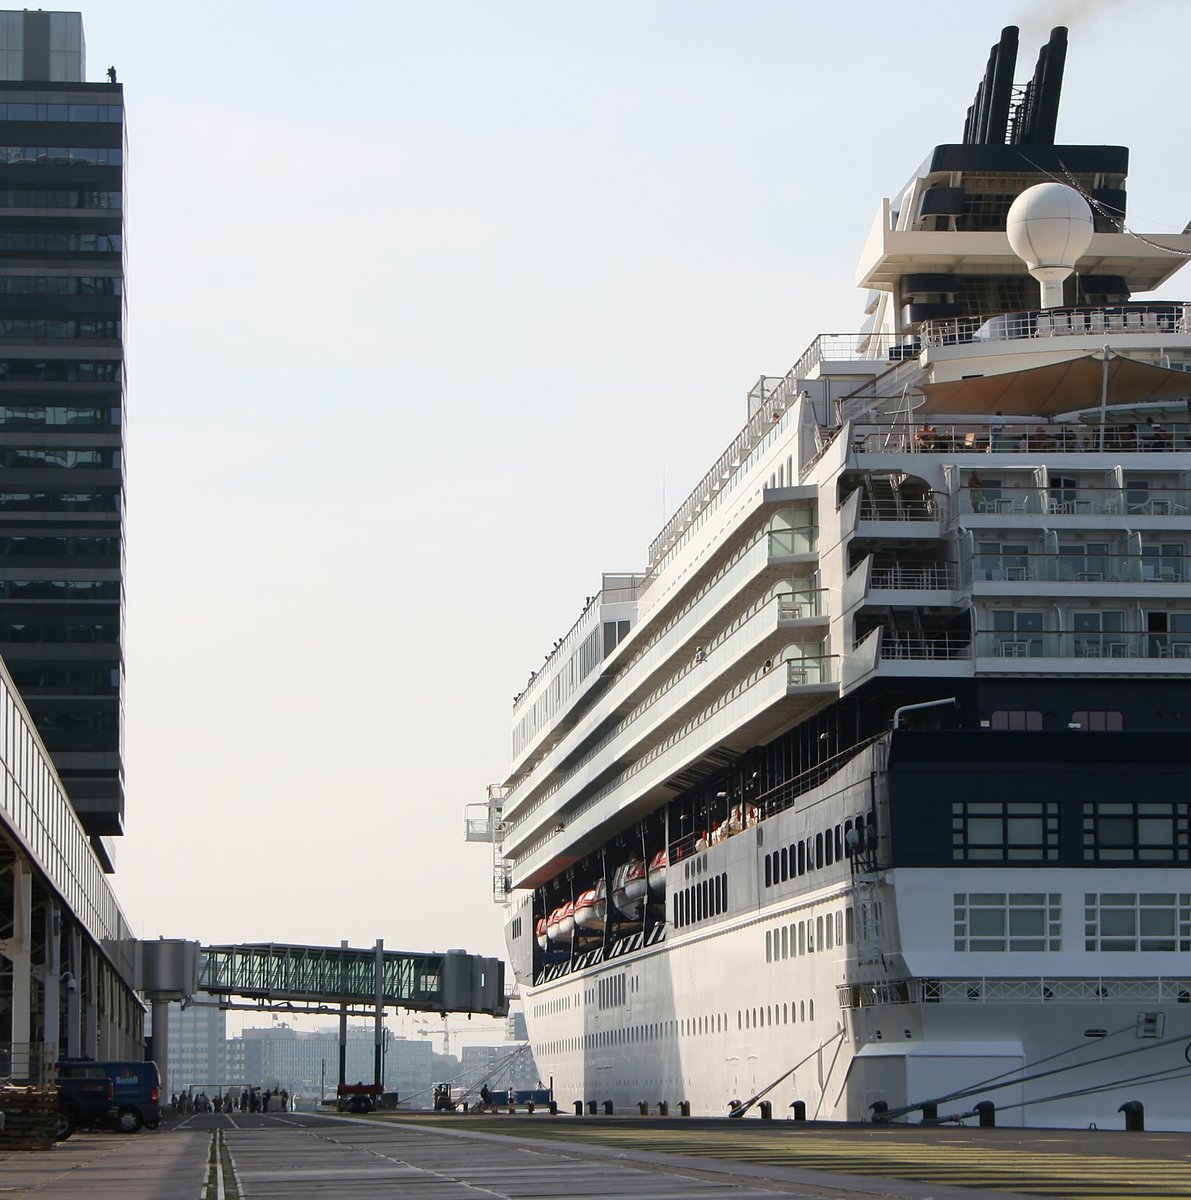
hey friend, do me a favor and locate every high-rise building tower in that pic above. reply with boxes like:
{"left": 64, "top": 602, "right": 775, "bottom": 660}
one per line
{"left": 0, "top": 11, "right": 125, "bottom": 866}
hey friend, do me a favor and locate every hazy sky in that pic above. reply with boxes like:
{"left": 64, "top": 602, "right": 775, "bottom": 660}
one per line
{"left": 74, "top": 0, "right": 1191, "bottom": 995}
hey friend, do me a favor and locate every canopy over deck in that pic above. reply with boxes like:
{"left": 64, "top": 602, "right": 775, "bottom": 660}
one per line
{"left": 917, "top": 353, "right": 1191, "bottom": 417}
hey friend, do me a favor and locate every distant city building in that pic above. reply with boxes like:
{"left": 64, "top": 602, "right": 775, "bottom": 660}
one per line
{"left": 152, "top": 1002, "right": 226, "bottom": 1098}
{"left": 0, "top": 10, "right": 127, "bottom": 864}
{"left": 229, "top": 1026, "right": 432, "bottom": 1106}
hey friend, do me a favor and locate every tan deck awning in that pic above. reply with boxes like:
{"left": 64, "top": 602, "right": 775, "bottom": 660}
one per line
{"left": 917, "top": 353, "right": 1191, "bottom": 416}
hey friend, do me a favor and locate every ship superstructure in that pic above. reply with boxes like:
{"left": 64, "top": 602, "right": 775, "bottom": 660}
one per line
{"left": 469, "top": 26, "right": 1191, "bottom": 1128}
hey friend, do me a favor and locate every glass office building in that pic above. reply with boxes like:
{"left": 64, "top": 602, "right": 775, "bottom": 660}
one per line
{"left": 0, "top": 11, "right": 125, "bottom": 865}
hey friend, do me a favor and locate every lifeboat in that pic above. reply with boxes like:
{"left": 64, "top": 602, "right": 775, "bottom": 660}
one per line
{"left": 545, "top": 904, "right": 567, "bottom": 943}
{"left": 535, "top": 916, "right": 548, "bottom": 950}
{"left": 574, "top": 888, "right": 604, "bottom": 932}
{"left": 611, "top": 859, "right": 647, "bottom": 920}
{"left": 647, "top": 850, "right": 668, "bottom": 898}
{"left": 557, "top": 899, "right": 576, "bottom": 939}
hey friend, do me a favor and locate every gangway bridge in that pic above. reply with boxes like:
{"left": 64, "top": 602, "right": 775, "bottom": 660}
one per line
{"left": 140, "top": 939, "right": 506, "bottom": 1094}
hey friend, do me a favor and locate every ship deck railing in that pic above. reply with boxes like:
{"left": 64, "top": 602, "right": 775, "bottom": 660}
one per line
{"left": 956, "top": 484, "right": 1191, "bottom": 518}
{"left": 877, "top": 631, "right": 1191, "bottom": 661}
{"left": 503, "top": 588, "right": 826, "bottom": 838}
{"left": 840, "top": 975, "right": 1191, "bottom": 1009}
{"left": 869, "top": 562, "right": 958, "bottom": 590}
{"left": 508, "top": 653, "right": 839, "bottom": 865}
{"left": 920, "top": 302, "right": 1191, "bottom": 349}
{"left": 850, "top": 420, "right": 1190, "bottom": 455}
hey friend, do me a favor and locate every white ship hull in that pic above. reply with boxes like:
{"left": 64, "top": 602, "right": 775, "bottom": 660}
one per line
{"left": 476, "top": 23, "right": 1191, "bottom": 1133}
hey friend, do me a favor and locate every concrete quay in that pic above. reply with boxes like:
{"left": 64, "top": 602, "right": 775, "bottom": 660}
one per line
{"left": 0, "top": 1110, "right": 1189, "bottom": 1199}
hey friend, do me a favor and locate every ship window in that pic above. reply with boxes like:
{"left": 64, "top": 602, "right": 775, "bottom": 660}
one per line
{"left": 809, "top": 999, "right": 815, "bottom": 1020}
{"left": 766, "top": 930, "right": 772, "bottom": 962}
{"left": 797, "top": 842, "right": 806, "bottom": 875}
{"left": 825, "top": 914, "right": 834, "bottom": 949}
{"left": 952, "top": 800, "right": 1058, "bottom": 861}
{"left": 764, "top": 854, "right": 772, "bottom": 888}
{"left": 816, "top": 915, "right": 824, "bottom": 949}
{"left": 1083, "top": 801, "right": 1189, "bottom": 862}
{"left": 780, "top": 846, "right": 789, "bottom": 881}
{"left": 1071, "top": 709, "right": 1124, "bottom": 731}
{"left": 989, "top": 710, "right": 1043, "bottom": 731}
{"left": 800, "top": 1000, "right": 805, "bottom": 1021}
{"left": 815, "top": 832, "right": 824, "bottom": 869}
{"left": 1085, "top": 892, "right": 1191, "bottom": 952}
{"left": 798, "top": 923, "right": 805, "bottom": 955}
{"left": 954, "top": 892, "right": 1061, "bottom": 952}
{"left": 824, "top": 832, "right": 834, "bottom": 866}
{"left": 781, "top": 925, "right": 789, "bottom": 959}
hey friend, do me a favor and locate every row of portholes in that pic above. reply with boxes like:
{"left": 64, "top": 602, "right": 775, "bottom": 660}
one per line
{"left": 741, "top": 997, "right": 815, "bottom": 1028}
{"left": 766, "top": 907, "right": 851, "bottom": 963}
{"left": 536, "top": 1000, "right": 816, "bottom": 1059}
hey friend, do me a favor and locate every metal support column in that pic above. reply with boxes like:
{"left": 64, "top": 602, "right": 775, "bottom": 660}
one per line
{"left": 373, "top": 938, "right": 383, "bottom": 1090}
{"left": 0, "top": 857, "right": 33, "bottom": 1078}
{"left": 65, "top": 926, "right": 81, "bottom": 1058}
{"left": 42, "top": 901, "right": 61, "bottom": 1062}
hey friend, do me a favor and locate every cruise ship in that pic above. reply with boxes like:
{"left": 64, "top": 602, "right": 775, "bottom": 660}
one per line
{"left": 468, "top": 26, "right": 1191, "bottom": 1129}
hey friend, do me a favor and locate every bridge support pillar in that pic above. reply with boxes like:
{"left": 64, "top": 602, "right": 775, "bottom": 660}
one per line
{"left": 151, "top": 997, "right": 171, "bottom": 1094}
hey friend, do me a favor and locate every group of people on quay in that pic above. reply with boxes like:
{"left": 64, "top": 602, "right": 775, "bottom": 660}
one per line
{"left": 171, "top": 1086, "right": 291, "bottom": 1114}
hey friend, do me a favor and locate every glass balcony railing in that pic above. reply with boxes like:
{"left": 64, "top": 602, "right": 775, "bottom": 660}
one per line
{"left": 975, "top": 631, "right": 1191, "bottom": 661}
{"left": 777, "top": 589, "right": 827, "bottom": 619}
{"left": 786, "top": 655, "right": 834, "bottom": 686}
{"left": 963, "top": 553, "right": 1188, "bottom": 585}
{"left": 957, "top": 486, "right": 1191, "bottom": 517}
{"left": 768, "top": 527, "right": 818, "bottom": 556}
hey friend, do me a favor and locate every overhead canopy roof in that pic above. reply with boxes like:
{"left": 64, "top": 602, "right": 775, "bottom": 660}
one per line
{"left": 917, "top": 353, "right": 1191, "bottom": 416}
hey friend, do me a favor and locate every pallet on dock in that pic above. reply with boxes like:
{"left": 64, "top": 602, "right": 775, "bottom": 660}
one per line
{"left": 0, "top": 1084, "right": 59, "bottom": 1149}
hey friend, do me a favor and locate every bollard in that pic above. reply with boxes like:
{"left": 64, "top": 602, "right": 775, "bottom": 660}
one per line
{"left": 870, "top": 1100, "right": 889, "bottom": 1122}
{"left": 657, "top": 1101, "right": 669, "bottom": 1117}
{"left": 508, "top": 1103, "right": 516, "bottom": 1114}
{"left": 637, "top": 1100, "right": 648, "bottom": 1116}
{"left": 790, "top": 1100, "right": 807, "bottom": 1122}
{"left": 587, "top": 1101, "right": 597, "bottom": 1116}
{"left": 758, "top": 1100, "right": 772, "bottom": 1120}
{"left": 461, "top": 1101, "right": 468, "bottom": 1113}
{"left": 920, "top": 1102, "right": 938, "bottom": 1123}
{"left": 678, "top": 1100, "right": 690, "bottom": 1117}
{"left": 548, "top": 1101, "right": 558, "bottom": 1116}
{"left": 603, "top": 1100, "right": 614, "bottom": 1116}
{"left": 527, "top": 1101, "right": 535, "bottom": 1114}
{"left": 574, "top": 1101, "right": 583, "bottom": 1116}
{"left": 1119, "top": 1100, "right": 1144, "bottom": 1132}
{"left": 975, "top": 1101, "right": 996, "bottom": 1128}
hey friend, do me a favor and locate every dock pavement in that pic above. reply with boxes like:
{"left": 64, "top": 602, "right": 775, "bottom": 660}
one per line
{"left": 0, "top": 1109, "right": 1189, "bottom": 1199}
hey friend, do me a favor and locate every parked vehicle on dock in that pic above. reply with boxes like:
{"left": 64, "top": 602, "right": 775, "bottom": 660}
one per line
{"left": 54, "top": 1059, "right": 161, "bottom": 1137}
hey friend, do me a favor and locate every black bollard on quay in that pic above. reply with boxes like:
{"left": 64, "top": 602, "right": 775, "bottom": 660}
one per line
{"left": 1119, "top": 1100, "right": 1144, "bottom": 1132}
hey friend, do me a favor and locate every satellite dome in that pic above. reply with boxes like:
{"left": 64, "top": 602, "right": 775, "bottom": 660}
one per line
{"left": 1005, "top": 183, "right": 1094, "bottom": 307}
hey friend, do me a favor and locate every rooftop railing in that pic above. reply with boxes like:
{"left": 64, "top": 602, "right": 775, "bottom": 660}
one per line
{"left": 920, "top": 303, "right": 1191, "bottom": 349}
{"left": 879, "top": 633, "right": 972, "bottom": 661}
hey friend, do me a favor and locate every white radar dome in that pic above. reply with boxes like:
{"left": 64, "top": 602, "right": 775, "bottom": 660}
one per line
{"left": 1005, "top": 183, "right": 1094, "bottom": 307}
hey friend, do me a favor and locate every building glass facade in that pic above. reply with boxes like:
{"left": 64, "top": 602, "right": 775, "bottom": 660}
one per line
{"left": 0, "top": 11, "right": 125, "bottom": 859}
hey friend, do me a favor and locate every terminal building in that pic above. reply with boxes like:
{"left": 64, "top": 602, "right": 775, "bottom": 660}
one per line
{"left": 0, "top": 9, "right": 140, "bottom": 1078}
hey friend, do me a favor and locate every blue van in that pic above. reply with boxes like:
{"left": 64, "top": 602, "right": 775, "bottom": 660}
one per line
{"left": 55, "top": 1060, "right": 161, "bottom": 1136}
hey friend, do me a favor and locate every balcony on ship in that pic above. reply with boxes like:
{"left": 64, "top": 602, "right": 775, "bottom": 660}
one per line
{"left": 960, "top": 549, "right": 1188, "bottom": 587}
{"left": 955, "top": 481, "right": 1191, "bottom": 518}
